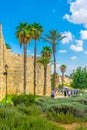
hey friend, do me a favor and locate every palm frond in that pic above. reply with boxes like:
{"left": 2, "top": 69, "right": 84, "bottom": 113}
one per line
{"left": 16, "top": 22, "right": 32, "bottom": 45}
{"left": 43, "top": 30, "right": 66, "bottom": 45}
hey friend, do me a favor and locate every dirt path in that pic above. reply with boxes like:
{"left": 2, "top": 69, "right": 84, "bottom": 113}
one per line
{"left": 53, "top": 122, "right": 87, "bottom": 130}
{"left": 41, "top": 114, "right": 87, "bottom": 130}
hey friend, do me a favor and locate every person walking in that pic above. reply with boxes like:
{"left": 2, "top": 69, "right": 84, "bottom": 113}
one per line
{"left": 51, "top": 89, "right": 55, "bottom": 98}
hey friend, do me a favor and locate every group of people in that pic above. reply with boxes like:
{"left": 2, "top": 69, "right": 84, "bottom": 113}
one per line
{"left": 51, "top": 88, "right": 79, "bottom": 98}
{"left": 64, "top": 89, "right": 78, "bottom": 97}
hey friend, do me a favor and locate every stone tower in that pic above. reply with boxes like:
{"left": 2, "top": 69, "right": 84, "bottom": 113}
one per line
{"left": 0, "top": 24, "right": 51, "bottom": 100}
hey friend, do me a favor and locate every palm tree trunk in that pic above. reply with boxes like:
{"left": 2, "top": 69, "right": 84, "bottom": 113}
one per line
{"left": 43, "top": 66, "right": 47, "bottom": 95}
{"left": 53, "top": 44, "right": 56, "bottom": 89}
{"left": 34, "top": 39, "right": 37, "bottom": 96}
{"left": 24, "top": 43, "right": 27, "bottom": 95}
{"left": 62, "top": 72, "right": 64, "bottom": 93}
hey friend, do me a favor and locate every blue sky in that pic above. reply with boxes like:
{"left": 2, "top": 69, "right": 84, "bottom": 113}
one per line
{"left": 0, "top": 0, "right": 87, "bottom": 75}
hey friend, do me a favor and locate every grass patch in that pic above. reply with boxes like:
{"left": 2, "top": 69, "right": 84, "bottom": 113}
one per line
{"left": 0, "top": 105, "right": 65, "bottom": 130}
{"left": 36, "top": 94, "right": 87, "bottom": 128}
{"left": 75, "top": 126, "right": 87, "bottom": 130}
{"left": 0, "top": 93, "right": 87, "bottom": 129}
{"left": 0, "top": 94, "right": 16, "bottom": 104}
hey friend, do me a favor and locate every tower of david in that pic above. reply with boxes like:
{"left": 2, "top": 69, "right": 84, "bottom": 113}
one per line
{"left": 0, "top": 24, "right": 51, "bottom": 100}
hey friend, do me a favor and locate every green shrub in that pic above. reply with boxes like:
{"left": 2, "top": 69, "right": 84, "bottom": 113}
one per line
{"left": 36, "top": 96, "right": 87, "bottom": 118}
{"left": 0, "top": 94, "right": 16, "bottom": 104}
{"left": 0, "top": 106, "right": 65, "bottom": 130}
{"left": 75, "top": 126, "right": 87, "bottom": 130}
{"left": 16, "top": 104, "right": 41, "bottom": 116}
{"left": 47, "top": 111, "right": 54, "bottom": 120}
{"left": 47, "top": 110, "right": 78, "bottom": 124}
{"left": 12, "top": 94, "right": 35, "bottom": 106}
{"left": 56, "top": 112, "right": 77, "bottom": 124}
{"left": 0, "top": 107, "right": 5, "bottom": 118}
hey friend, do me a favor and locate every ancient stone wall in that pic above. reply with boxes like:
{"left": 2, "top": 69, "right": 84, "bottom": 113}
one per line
{"left": 0, "top": 24, "right": 51, "bottom": 100}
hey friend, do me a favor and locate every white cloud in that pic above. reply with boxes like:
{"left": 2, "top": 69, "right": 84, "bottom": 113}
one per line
{"left": 51, "top": 63, "right": 87, "bottom": 76}
{"left": 51, "top": 64, "right": 61, "bottom": 74}
{"left": 62, "top": 31, "right": 73, "bottom": 44}
{"left": 58, "top": 50, "right": 67, "bottom": 53}
{"left": 51, "top": 64, "right": 77, "bottom": 76}
{"left": 37, "top": 54, "right": 41, "bottom": 57}
{"left": 27, "top": 50, "right": 30, "bottom": 53}
{"left": 80, "top": 30, "right": 87, "bottom": 40}
{"left": 70, "top": 56, "right": 77, "bottom": 60}
{"left": 84, "top": 51, "right": 87, "bottom": 54}
{"left": 70, "top": 40, "right": 83, "bottom": 52}
{"left": 65, "top": 65, "right": 77, "bottom": 75}
{"left": 64, "top": 0, "right": 87, "bottom": 28}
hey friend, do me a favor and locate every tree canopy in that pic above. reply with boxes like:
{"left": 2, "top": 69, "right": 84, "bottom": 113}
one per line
{"left": 60, "top": 65, "right": 67, "bottom": 73}
{"left": 6, "top": 43, "right": 11, "bottom": 49}
{"left": 71, "top": 67, "right": 87, "bottom": 89}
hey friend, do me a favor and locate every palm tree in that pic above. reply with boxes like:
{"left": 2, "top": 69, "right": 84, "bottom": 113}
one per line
{"left": 37, "top": 46, "right": 52, "bottom": 95}
{"left": 43, "top": 30, "right": 65, "bottom": 89}
{"left": 60, "top": 64, "right": 67, "bottom": 92}
{"left": 16, "top": 23, "right": 32, "bottom": 94}
{"left": 31, "top": 22, "right": 43, "bottom": 96}
{"left": 51, "top": 72, "right": 59, "bottom": 89}
{"left": 41, "top": 46, "right": 52, "bottom": 58}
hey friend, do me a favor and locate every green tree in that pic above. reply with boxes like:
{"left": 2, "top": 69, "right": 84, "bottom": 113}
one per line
{"left": 37, "top": 46, "right": 52, "bottom": 95}
{"left": 41, "top": 46, "right": 52, "bottom": 58}
{"left": 6, "top": 43, "right": 11, "bottom": 49}
{"left": 16, "top": 23, "right": 32, "bottom": 94}
{"left": 31, "top": 22, "right": 43, "bottom": 96}
{"left": 60, "top": 65, "right": 67, "bottom": 92}
{"left": 43, "top": 30, "right": 65, "bottom": 89}
{"left": 71, "top": 67, "right": 87, "bottom": 90}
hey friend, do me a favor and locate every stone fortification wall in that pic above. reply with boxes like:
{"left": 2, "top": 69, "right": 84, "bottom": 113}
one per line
{"left": 0, "top": 25, "right": 51, "bottom": 100}
{"left": 0, "top": 25, "right": 6, "bottom": 100}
